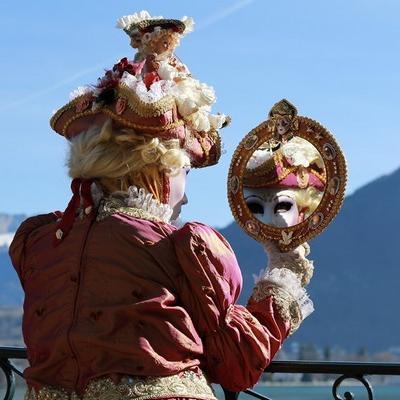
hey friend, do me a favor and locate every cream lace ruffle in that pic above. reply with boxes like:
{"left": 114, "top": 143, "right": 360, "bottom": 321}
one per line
{"left": 25, "top": 370, "right": 216, "bottom": 400}
{"left": 126, "top": 186, "right": 173, "bottom": 222}
{"left": 96, "top": 186, "right": 173, "bottom": 223}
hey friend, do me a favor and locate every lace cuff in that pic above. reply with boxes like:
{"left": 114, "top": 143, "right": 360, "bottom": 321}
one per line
{"left": 264, "top": 242, "right": 314, "bottom": 286}
{"left": 250, "top": 268, "right": 314, "bottom": 334}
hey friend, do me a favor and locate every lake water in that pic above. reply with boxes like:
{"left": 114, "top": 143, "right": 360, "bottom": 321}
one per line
{"left": 7, "top": 384, "right": 400, "bottom": 400}
{"left": 213, "top": 384, "right": 400, "bottom": 400}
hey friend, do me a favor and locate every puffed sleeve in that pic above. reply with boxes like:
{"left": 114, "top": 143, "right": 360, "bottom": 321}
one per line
{"left": 172, "top": 222, "right": 290, "bottom": 391}
{"left": 9, "top": 213, "right": 59, "bottom": 285}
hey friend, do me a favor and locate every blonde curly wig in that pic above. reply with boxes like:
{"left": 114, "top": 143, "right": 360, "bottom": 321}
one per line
{"left": 67, "top": 119, "right": 190, "bottom": 198}
{"left": 292, "top": 187, "right": 324, "bottom": 218}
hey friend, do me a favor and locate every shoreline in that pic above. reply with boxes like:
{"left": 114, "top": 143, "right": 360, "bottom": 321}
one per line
{"left": 255, "top": 381, "right": 400, "bottom": 387}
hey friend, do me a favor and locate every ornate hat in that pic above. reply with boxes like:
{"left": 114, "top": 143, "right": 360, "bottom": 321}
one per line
{"left": 243, "top": 137, "right": 326, "bottom": 190}
{"left": 50, "top": 11, "right": 228, "bottom": 169}
{"left": 116, "top": 10, "right": 190, "bottom": 36}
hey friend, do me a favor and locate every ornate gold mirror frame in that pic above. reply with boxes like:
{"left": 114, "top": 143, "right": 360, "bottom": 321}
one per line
{"left": 227, "top": 99, "right": 347, "bottom": 251}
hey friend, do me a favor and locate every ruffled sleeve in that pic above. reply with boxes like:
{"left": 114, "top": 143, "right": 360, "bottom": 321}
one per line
{"left": 172, "top": 222, "right": 289, "bottom": 391}
{"left": 9, "top": 213, "right": 59, "bottom": 285}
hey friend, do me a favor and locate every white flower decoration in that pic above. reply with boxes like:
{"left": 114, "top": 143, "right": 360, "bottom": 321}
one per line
{"left": 247, "top": 148, "right": 273, "bottom": 170}
{"left": 186, "top": 109, "right": 210, "bottom": 132}
{"left": 181, "top": 16, "right": 195, "bottom": 35}
{"left": 209, "top": 113, "right": 226, "bottom": 129}
{"left": 157, "top": 61, "right": 179, "bottom": 80}
{"left": 198, "top": 82, "right": 216, "bottom": 106}
{"left": 282, "top": 137, "right": 324, "bottom": 169}
{"left": 178, "top": 98, "right": 197, "bottom": 117}
{"left": 120, "top": 71, "right": 138, "bottom": 89}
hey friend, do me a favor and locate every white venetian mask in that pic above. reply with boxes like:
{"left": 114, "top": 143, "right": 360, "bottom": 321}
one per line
{"left": 243, "top": 188, "right": 301, "bottom": 228}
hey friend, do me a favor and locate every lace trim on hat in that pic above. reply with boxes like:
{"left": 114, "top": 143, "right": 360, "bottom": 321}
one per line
{"left": 97, "top": 186, "right": 173, "bottom": 223}
{"left": 120, "top": 73, "right": 175, "bottom": 105}
{"left": 25, "top": 370, "right": 216, "bottom": 400}
{"left": 250, "top": 268, "right": 314, "bottom": 335}
{"left": 116, "top": 11, "right": 164, "bottom": 31}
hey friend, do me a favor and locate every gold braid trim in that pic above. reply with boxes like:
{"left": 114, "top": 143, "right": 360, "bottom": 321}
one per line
{"left": 50, "top": 95, "right": 93, "bottom": 131}
{"left": 246, "top": 150, "right": 326, "bottom": 188}
{"left": 101, "top": 108, "right": 185, "bottom": 132}
{"left": 25, "top": 370, "right": 216, "bottom": 400}
{"left": 61, "top": 109, "right": 98, "bottom": 136}
{"left": 247, "top": 150, "right": 281, "bottom": 178}
{"left": 250, "top": 282, "right": 302, "bottom": 335}
{"left": 118, "top": 84, "right": 177, "bottom": 118}
{"left": 207, "top": 129, "right": 222, "bottom": 167}
{"left": 50, "top": 86, "right": 181, "bottom": 136}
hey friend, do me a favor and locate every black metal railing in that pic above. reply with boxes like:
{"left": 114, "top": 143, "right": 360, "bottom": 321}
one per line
{"left": 0, "top": 347, "right": 26, "bottom": 400}
{"left": 2, "top": 347, "right": 400, "bottom": 400}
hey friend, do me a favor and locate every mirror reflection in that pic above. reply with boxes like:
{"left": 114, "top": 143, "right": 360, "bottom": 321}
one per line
{"left": 243, "top": 137, "right": 326, "bottom": 228}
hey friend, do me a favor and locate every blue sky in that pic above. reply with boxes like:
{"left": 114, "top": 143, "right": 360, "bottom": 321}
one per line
{"left": 0, "top": 0, "right": 399, "bottom": 227}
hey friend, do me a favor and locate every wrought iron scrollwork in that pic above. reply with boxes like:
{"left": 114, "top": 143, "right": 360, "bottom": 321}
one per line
{"left": 221, "top": 360, "right": 400, "bottom": 400}
{"left": 332, "top": 374, "right": 373, "bottom": 400}
{"left": 0, "top": 359, "right": 16, "bottom": 400}
{"left": 0, "top": 348, "right": 25, "bottom": 400}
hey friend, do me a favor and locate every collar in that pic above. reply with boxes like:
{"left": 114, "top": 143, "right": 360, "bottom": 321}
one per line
{"left": 97, "top": 185, "right": 173, "bottom": 223}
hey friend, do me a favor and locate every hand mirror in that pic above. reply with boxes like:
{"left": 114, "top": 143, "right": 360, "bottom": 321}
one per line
{"left": 227, "top": 99, "right": 347, "bottom": 251}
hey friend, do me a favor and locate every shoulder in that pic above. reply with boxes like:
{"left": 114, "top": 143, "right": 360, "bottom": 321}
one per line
{"left": 12, "top": 213, "right": 60, "bottom": 244}
{"left": 174, "top": 222, "right": 233, "bottom": 251}
{"left": 172, "top": 222, "right": 242, "bottom": 301}
{"left": 9, "top": 212, "right": 60, "bottom": 271}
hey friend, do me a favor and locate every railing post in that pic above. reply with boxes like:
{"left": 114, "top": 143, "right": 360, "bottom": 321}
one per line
{"left": 222, "top": 388, "right": 240, "bottom": 400}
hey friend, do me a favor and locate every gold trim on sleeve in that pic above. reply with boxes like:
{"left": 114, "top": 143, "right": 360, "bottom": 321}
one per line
{"left": 250, "top": 282, "right": 302, "bottom": 335}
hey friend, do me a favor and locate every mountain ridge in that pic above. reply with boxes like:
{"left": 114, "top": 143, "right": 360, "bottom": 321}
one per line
{"left": 220, "top": 166, "right": 400, "bottom": 351}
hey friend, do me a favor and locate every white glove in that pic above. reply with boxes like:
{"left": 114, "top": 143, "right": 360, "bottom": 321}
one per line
{"left": 263, "top": 241, "right": 314, "bottom": 286}
{"left": 250, "top": 241, "right": 315, "bottom": 334}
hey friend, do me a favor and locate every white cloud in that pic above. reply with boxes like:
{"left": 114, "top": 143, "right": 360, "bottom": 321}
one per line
{"left": 197, "top": 0, "right": 255, "bottom": 30}
{"left": 0, "top": 233, "right": 15, "bottom": 248}
{"left": 1, "top": 62, "right": 106, "bottom": 112}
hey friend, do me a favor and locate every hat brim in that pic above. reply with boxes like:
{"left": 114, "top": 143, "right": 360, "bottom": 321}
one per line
{"left": 124, "top": 19, "right": 186, "bottom": 36}
{"left": 50, "top": 84, "right": 221, "bottom": 169}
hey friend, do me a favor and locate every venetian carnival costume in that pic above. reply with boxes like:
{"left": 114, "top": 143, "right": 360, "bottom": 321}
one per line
{"left": 9, "top": 11, "right": 314, "bottom": 400}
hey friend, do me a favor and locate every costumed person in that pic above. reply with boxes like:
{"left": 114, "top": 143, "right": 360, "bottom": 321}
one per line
{"left": 243, "top": 137, "right": 326, "bottom": 227}
{"left": 9, "top": 11, "right": 314, "bottom": 400}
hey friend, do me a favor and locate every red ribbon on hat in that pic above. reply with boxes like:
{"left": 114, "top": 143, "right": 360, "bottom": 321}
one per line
{"left": 53, "top": 178, "right": 94, "bottom": 246}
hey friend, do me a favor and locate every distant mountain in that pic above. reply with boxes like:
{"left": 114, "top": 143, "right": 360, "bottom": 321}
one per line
{"left": 0, "top": 252, "right": 24, "bottom": 306}
{"left": 220, "top": 167, "right": 400, "bottom": 352}
{"left": 1, "top": 168, "right": 400, "bottom": 351}
{"left": 0, "top": 213, "right": 26, "bottom": 306}
{"left": 0, "top": 308, "right": 23, "bottom": 346}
